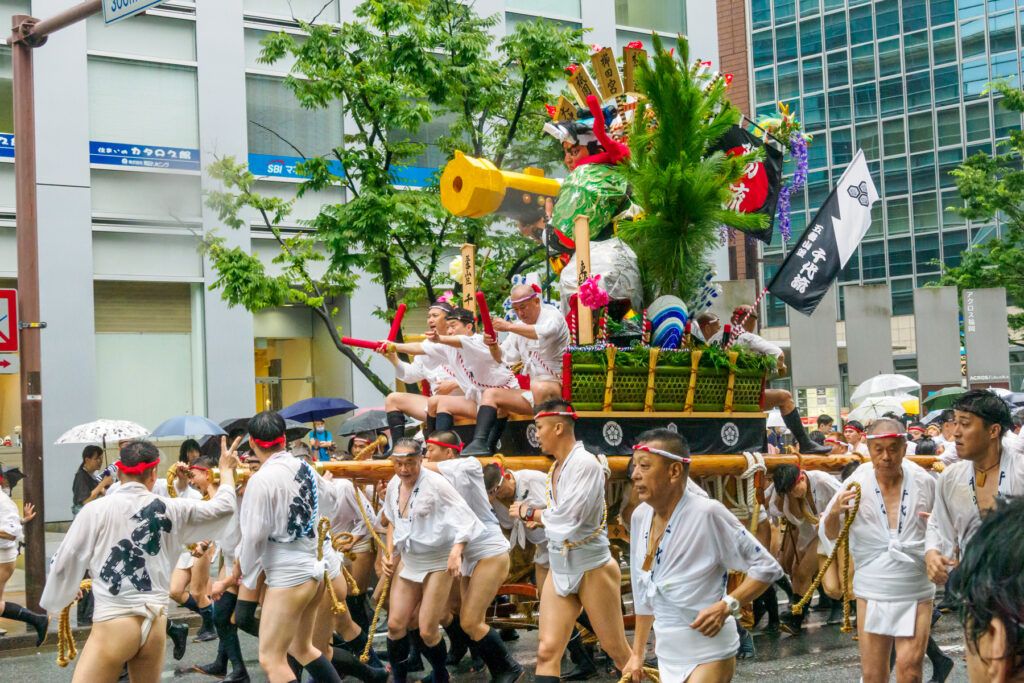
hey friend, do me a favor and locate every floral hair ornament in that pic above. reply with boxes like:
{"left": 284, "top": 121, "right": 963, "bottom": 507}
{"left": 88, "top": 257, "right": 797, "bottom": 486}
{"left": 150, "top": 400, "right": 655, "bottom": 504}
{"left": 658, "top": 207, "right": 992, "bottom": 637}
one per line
{"left": 633, "top": 444, "right": 691, "bottom": 464}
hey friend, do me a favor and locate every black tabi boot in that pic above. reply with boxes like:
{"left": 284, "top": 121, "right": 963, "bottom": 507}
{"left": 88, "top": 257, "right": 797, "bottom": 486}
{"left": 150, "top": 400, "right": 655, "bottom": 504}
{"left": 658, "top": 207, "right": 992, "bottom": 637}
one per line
{"left": 434, "top": 412, "right": 455, "bottom": 433}
{"left": 232, "top": 598, "right": 260, "bottom": 638}
{"left": 388, "top": 410, "right": 408, "bottom": 448}
{"left": 303, "top": 653, "right": 343, "bottom": 682}
{"left": 783, "top": 409, "right": 832, "bottom": 454}
{"left": 330, "top": 645, "right": 388, "bottom": 683}
{"left": 776, "top": 576, "right": 796, "bottom": 603}
{"left": 425, "top": 414, "right": 436, "bottom": 438}
{"left": 461, "top": 405, "right": 498, "bottom": 457}
{"left": 474, "top": 627, "right": 524, "bottom": 683}
{"left": 387, "top": 636, "right": 411, "bottom": 683}
{"left": 340, "top": 629, "right": 383, "bottom": 669}
{"left": 346, "top": 593, "right": 371, "bottom": 634}
{"left": 561, "top": 627, "right": 597, "bottom": 681}
{"left": 762, "top": 586, "right": 780, "bottom": 632}
{"left": 407, "top": 629, "right": 426, "bottom": 673}
{"left": 486, "top": 416, "right": 509, "bottom": 453}
{"left": 927, "top": 636, "right": 955, "bottom": 682}
{"left": 196, "top": 603, "right": 217, "bottom": 642}
{"left": 0, "top": 601, "right": 48, "bottom": 647}
{"left": 827, "top": 597, "right": 845, "bottom": 625}
{"left": 420, "top": 638, "right": 450, "bottom": 683}
{"left": 443, "top": 616, "right": 471, "bottom": 666}
{"left": 166, "top": 619, "right": 189, "bottom": 660}
{"left": 779, "top": 608, "right": 805, "bottom": 635}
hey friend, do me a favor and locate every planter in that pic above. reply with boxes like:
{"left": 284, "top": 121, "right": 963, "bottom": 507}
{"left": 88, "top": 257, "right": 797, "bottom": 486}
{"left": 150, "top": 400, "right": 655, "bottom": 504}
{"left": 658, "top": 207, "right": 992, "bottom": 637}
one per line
{"left": 733, "top": 369, "right": 767, "bottom": 412}
{"left": 570, "top": 363, "right": 606, "bottom": 412}
{"left": 691, "top": 366, "right": 729, "bottom": 412}
{"left": 653, "top": 365, "right": 690, "bottom": 411}
{"left": 611, "top": 366, "right": 649, "bottom": 411}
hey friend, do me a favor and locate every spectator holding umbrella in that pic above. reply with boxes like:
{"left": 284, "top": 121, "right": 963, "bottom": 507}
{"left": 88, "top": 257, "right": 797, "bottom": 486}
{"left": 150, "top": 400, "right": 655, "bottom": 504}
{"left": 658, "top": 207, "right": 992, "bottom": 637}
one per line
{"left": 72, "top": 445, "right": 109, "bottom": 517}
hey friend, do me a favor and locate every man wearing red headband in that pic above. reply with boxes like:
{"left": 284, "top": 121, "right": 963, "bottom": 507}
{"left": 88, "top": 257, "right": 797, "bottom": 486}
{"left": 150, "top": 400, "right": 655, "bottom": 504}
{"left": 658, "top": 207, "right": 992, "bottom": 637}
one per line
{"left": 624, "top": 429, "right": 781, "bottom": 683}
{"left": 822, "top": 418, "right": 936, "bottom": 683}
{"left": 767, "top": 464, "right": 843, "bottom": 634}
{"left": 461, "top": 283, "right": 571, "bottom": 457}
{"left": 380, "top": 438, "right": 486, "bottom": 683}
{"left": 40, "top": 438, "right": 239, "bottom": 682}
{"left": 844, "top": 420, "right": 868, "bottom": 459}
{"left": 509, "top": 399, "right": 632, "bottom": 682}
{"left": 420, "top": 432, "right": 522, "bottom": 682}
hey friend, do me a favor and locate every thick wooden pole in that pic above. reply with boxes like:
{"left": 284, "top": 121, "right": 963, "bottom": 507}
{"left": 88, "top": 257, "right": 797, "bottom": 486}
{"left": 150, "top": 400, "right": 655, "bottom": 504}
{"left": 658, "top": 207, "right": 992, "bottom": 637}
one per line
{"left": 573, "top": 216, "right": 593, "bottom": 344}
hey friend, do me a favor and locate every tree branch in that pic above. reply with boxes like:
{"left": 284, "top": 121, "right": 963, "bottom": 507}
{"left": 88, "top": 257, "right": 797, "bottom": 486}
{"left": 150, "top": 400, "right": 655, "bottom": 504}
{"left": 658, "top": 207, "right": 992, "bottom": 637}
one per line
{"left": 248, "top": 120, "right": 308, "bottom": 160}
{"left": 494, "top": 72, "right": 530, "bottom": 168}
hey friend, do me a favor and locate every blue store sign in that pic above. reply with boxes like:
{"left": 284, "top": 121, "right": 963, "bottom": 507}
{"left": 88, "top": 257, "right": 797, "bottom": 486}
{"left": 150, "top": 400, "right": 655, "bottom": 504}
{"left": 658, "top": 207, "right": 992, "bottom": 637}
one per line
{"left": 90, "top": 141, "right": 200, "bottom": 171}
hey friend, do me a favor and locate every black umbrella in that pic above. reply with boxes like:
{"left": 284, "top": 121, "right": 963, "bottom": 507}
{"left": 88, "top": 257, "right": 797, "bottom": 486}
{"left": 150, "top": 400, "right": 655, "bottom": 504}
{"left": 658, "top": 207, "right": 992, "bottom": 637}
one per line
{"left": 336, "top": 407, "right": 417, "bottom": 436}
{"left": 279, "top": 397, "right": 357, "bottom": 423}
{"left": 2, "top": 465, "right": 24, "bottom": 491}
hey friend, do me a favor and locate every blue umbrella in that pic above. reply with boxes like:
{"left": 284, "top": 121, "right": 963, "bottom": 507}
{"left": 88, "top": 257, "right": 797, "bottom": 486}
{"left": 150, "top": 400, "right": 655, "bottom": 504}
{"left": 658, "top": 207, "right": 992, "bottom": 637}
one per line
{"left": 279, "top": 397, "right": 358, "bottom": 424}
{"left": 150, "top": 415, "right": 228, "bottom": 438}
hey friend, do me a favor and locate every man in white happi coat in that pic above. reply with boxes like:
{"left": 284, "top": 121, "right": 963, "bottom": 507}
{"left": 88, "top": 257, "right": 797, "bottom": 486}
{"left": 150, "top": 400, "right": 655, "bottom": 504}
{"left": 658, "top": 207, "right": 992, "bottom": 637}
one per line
{"left": 383, "top": 299, "right": 461, "bottom": 444}
{"left": 238, "top": 411, "right": 350, "bottom": 683}
{"left": 461, "top": 283, "right": 571, "bottom": 456}
{"left": 508, "top": 399, "right": 632, "bottom": 682}
{"left": 822, "top": 418, "right": 936, "bottom": 683}
{"left": 40, "top": 439, "right": 238, "bottom": 683}
{"left": 768, "top": 463, "right": 843, "bottom": 634}
{"left": 624, "top": 428, "right": 782, "bottom": 683}
{"left": 926, "top": 390, "right": 1024, "bottom": 592}
{"left": 484, "top": 462, "right": 551, "bottom": 590}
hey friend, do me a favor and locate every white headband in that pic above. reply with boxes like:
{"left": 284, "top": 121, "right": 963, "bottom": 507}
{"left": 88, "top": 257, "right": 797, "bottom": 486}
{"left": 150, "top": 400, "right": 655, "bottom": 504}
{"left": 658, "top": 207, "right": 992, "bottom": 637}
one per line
{"left": 634, "top": 444, "right": 691, "bottom": 463}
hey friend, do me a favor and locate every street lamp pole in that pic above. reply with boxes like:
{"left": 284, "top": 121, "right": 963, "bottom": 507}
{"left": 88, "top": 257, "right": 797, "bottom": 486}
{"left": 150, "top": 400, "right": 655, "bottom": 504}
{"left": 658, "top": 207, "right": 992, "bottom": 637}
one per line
{"left": 8, "top": 0, "right": 101, "bottom": 610}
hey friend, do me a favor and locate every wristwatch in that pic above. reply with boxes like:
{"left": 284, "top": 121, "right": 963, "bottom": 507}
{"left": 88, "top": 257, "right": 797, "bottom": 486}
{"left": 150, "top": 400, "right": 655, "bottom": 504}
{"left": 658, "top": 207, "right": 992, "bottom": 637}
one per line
{"left": 723, "top": 594, "right": 741, "bottom": 618}
{"left": 524, "top": 506, "right": 535, "bottom": 522}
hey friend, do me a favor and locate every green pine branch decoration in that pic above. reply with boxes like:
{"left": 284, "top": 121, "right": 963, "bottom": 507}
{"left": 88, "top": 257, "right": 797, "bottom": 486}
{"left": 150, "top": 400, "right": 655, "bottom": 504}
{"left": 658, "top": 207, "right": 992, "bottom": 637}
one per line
{"left": 619, "top": 34, "right": 768, "bottom": 301}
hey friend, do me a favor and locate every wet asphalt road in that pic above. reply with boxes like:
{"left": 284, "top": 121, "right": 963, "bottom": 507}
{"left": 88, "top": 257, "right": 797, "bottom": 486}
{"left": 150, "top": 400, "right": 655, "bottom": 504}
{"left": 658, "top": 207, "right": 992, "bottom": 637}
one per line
{"left": 0, "top": 604, "right": 970, "bottom": 682}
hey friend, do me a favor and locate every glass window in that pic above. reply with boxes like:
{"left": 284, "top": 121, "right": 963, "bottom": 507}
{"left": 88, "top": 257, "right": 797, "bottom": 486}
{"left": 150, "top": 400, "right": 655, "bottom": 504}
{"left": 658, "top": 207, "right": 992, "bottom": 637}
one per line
{"left": 853, "top": 83, "right": 877, "bottom": 121}
{"left": 840, "top": 249, "right": 860, "bottom": 282}
{"left": 879, "top": 77, "right": 904, "bottom": 116}
{"left": 890, "top": 279, "right": 914, "bottom": 315}
{"left": 866, "top": 201, "right": 884, "bottom": 239}
{"left": 774, "top": 0, "right": 796, "bottom": 23}
{"left": 911, "top": 152, "right": 937, "bottom": 192}
{"left": 807, "top": 169, "right": 830, "bottom": 206}
{"left": 510, "top": 12, "right": 583, "bottom": 33}
{"left": 877, "top": 38, "right": 901, "bottom": 78}
{"left": 875, "top": 0, "right": 900, "bottom": 40}
{"left": 938, "top": 148, "right": 965, "bottom": 188}
{"left": 246, "top": 74, "right": 344, "bottom": 159}
{"left": 962, "top": 59, "right": 989, "bottom": 98}
{"left": 89, "top": 57, "right": 198, "bottom": 150}
{"left": 807, "top": 135, "right": 829, "bottom": 168}
{"left": 887, "top": 196, "right": 910, "bottom": 235}
{"left": 906, "top": 72, "right": 931, "bottom": 112}
{"left": 755, "top": 68, "right": 775, "bottom": 104}
{"left": 883, "top": 157, "right": 908, "bottom": 194}
{"left": 831, "top": 127, "right": 853, "bottom": 165}
{"left": 902, "top": 0, "right": 928, "bottom": 31}
{"left": 961, "top": 19, "right": 986, "bottom": 60}
{"left": 904, "top": 31, "right": 930, "bottom": 72}
{"left": 849, "top": 5, "right": 873, "bottom": 44}
{"left": 861, "top": 241, "right": 886, "bottom": 280}
{"left": 753, "top": 31, "right": 774, "bottom": 69}
{"left": 856, "top": 122, "right": 880, "bottom": 160}
{"left": 941, "top": 189, "right": 965, "bottom": 228}
{"left": 965, "top": 101, "right": 991, "bottom": 141}
{"left": 243, "top": 0, "right": 339, "bottom": 21}
{"left": 995, "top": 99, "right": 1023, "bottom": 138}
{"left": 86, "top": 13, "right": 196, "bottom": 62}
{"left": 914, "top": 196, "right": 940, "bottom": 233}
{"left": 937, "top": 108, "right": 962, "bottom": 146}
{"left": 958, "top": 0, "right": 984, "bottom": 20}
{"left": 777, "top": 24, "right": 798, "bottom": 62}
{"left": 803, "top": 57, "right": 824, "bottom": 92}
{"left": 933, "top": 65, "right": 960, "bottom": 106}
{"left": 990, "top": 11, "right": 1018, "bottom": 53}
{"left": 803, "top": 92, "right": 826, "bottom": 127}
{"left": 801, "top": 0, "right": 821, "bottom": 16}
{"left": 972, "top": 224, "right": 997, "bottom": 246}
{"left": 966, "top": 141, "right": 992, "bottom": 158}
{"left": 823, "top": 12, "right": 847, "bottom": 50}
{"left": 752, "top": 0, "right": 772, "bottom": 29}
{"left": 778, "top": 61, "right": 800, "bottom": 100}
{"left": 991, "top": 52, "right": 1019, "bottom": 82}
{"left": 614, "top": 0, "right": 683, "bottom": 32}
{"left": 800, "top": 18, "right": 822, "bottom": 56}
{"left": 888, "top": 238, "right": 912, "bottom": 276}
{"left": 828, "top": 89, "right": 851, "bottom": 125}
{"left": 908, "top": 112, "right": 934, "bottom": 153}
{"left": 882, "top": 118, "right": 906, "bottom": 156}
{"left": 942, "top": 230, "right": 968, "bottom": 267}
{"left": 827, "top": 50, "right": 849, "bottom": 87}
{"left": 932, "top": 26, "right": 957, "bottom": 65}
{"left": 930, "top": 0, "right": 956, "bottom": 24}
{"left": 851, "top": 43, "right": 876, "bottom": 84}
{"left": 824, "top": 0, "right": 844, "bottom": 8}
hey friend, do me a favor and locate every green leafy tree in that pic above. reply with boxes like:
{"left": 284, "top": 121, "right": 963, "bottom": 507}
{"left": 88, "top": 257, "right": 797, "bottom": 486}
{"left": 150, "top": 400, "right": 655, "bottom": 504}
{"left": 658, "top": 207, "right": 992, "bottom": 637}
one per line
{"left": 201, "top": 0, "right": 586, "bottom": 395}
{"left": 940, "top": 82, "right": 1024, "bottom": 337}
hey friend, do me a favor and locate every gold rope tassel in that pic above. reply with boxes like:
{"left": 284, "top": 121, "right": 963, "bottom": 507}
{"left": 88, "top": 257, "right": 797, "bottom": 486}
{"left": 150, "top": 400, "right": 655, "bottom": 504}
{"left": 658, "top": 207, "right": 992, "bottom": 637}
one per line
{"left": 329, "top": 530, "right": 361, "bottom": 595}
{"left": 618, "top": 666, "right": 661, "bottom": 683}
{"left": 57, "top": 579, "right": 92, "bottom": 667}
{"left": 316, "top": 518, "right": 348, "bottom": 615}
{"left": 354, "top": 484, "right": 392, "bottom": 663}
{"left": 790, "top": 481, "right": 862, "bottom": 634}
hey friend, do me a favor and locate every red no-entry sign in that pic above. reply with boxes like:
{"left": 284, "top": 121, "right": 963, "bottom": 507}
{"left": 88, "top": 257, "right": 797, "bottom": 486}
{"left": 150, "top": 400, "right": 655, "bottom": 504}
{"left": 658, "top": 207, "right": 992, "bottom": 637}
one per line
{"left": 0, "top": 289, "right": 18, "bottom": 353}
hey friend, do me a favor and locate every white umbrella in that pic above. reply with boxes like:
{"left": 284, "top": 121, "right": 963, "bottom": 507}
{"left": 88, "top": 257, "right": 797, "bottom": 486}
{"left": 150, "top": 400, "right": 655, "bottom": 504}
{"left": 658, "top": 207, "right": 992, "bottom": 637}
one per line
{"left": 766, "top": 409, "right": 786, "bottom": 429}
{"left": 55, "top": 419, "right": 149, "bottom": 448}
{"left": 847, "top": 395, "right": 912, "bottom": 424}
{"left": 850, "top": 374, "right": 921, "bottom": 406}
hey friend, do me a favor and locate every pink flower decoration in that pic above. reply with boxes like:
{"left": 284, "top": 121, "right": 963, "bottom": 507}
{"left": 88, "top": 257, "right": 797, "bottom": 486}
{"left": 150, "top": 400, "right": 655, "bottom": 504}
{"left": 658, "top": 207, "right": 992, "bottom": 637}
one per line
{"left": 578, "top": 275, "right": 610, "bottom": 310}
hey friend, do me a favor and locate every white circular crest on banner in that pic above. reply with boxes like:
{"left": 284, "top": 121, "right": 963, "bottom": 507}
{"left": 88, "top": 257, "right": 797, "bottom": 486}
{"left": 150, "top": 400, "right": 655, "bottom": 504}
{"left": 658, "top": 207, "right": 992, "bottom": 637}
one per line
{"left": 721, "top": 422, "right": 740, "bottom": 448}
{"left": 526, "top": 424, "right": 539, "bottom": 449}
{"left": 603, "top": 421, "right": 623, "bottom": 447}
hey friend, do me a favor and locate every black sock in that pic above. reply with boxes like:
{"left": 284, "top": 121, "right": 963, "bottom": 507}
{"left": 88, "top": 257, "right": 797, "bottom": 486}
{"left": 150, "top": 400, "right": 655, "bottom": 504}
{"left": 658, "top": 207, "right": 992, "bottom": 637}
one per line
{"left": 344, "top": 629, "right": 368, "bottom": 655}
{"left": 180, "top": 594, "right": 201, "bottom": 615}
{"left": 474, "top": 627, "right": 518, "bottom": 676}
{"left": 287, "top": 654, "right": 304, "bottom": 680}
{"left": 387, "top": 636, "right": 411, "bottom": 683}
{"left": 435, "top": 412, "right": 455, "bottom": 432}
{"left": 1, "top": 601, "right": 42, "bottom": 624}
{"left": 387, "top": 410, "right": 407, "bottom": 447}
{"left": 233, "top": 598, "right": 260, "bottom": 637}
{"left": 346, "top": 594, "right": 370, "bottom": 633}
{"left": 213, "top": 592, "right": 244, "bottom": 671}
{"left": 421, "top": 638, "right": 449, "bottom": 683}
{"left": 425, "top": 414, "right": 436, "bottom": 437}
{"left": 764, "top": 585, "right": 779, "bottom": 624}
{"left": 926, "top": 636, "right": 950, "bottom": 667}
{"left": 535, "top": 677, "right": 561, "bottom": 683}
{"left": 575, "top": 610, "right": 593, "bottom": 632}
{"left": 331, "top": 645, "right": 382, "bottom": 680}
{"left": 199, "top": 604, "right": 215, "bottom": 632}
{"left": 304, "top": 653, "right": 343, "bottom": 682}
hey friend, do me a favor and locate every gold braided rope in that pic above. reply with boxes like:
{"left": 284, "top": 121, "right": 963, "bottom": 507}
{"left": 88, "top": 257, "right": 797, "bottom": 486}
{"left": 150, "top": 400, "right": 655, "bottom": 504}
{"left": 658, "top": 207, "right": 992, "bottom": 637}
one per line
{"left": 57, "top": 579, "right": 92, "bottom": 667}
{"left": 316, "top": 518, "right": 348, "bottom": 615}
{"left": 355, "top": 435, "right": 389, "bottom": 460}
{"left": 791, "top": 481, "right": 862, "bottom": 634}
{"left": 165, "top": 462, "right": 182, "bottom": 498}
{"left": 331, "top": 531, "right": 361, "bottom": 595}
{"left": 354, "top": 484, "right": 390, "bottom": 663}
{"left": 618, "top": 666, "right": 661, "bottom": 683}
{"left": 799, "top": 497, "right": 819, "bottom": 526}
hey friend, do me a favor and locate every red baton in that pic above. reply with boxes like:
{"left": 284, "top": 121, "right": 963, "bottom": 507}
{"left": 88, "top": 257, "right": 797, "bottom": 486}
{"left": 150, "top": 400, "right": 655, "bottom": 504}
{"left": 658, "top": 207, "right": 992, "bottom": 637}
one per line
{"left": 475, "top": 292, "right": 496, "bottom": 339}
{"left": 341, "top": 337, "right": 383, "bottom": 350}
{"left": 388, "top": 303, "right": 407, "bottom": 342}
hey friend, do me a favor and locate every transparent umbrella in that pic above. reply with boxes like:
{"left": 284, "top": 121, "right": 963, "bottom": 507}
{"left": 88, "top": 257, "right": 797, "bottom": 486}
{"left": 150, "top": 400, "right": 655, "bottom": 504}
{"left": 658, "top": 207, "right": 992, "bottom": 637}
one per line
{"left": 850, "top": 374, "right": 921, "bottom": 407}
{"left": 847, "top": 395, "right": 913, "bottom": 424}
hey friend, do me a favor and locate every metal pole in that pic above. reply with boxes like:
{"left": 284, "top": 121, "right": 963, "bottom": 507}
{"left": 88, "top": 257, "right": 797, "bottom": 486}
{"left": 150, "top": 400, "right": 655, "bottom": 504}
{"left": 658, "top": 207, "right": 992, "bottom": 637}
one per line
{"left": 11, "top": 14, "right": 44, "bottom": 611}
